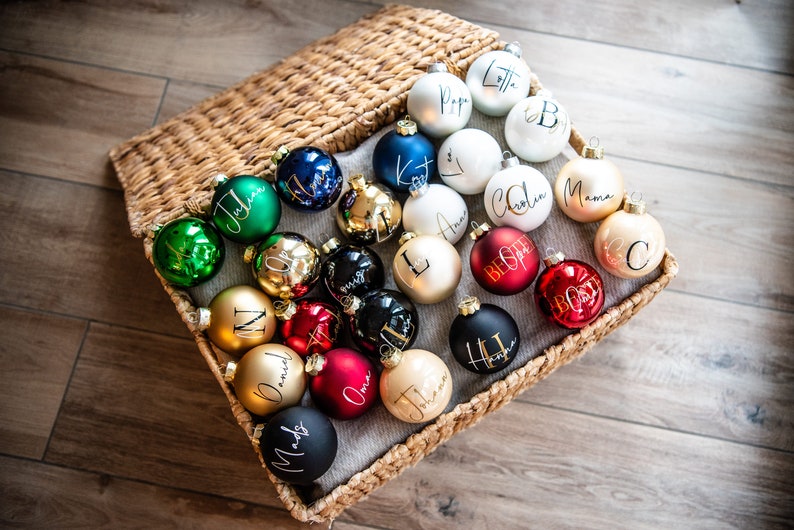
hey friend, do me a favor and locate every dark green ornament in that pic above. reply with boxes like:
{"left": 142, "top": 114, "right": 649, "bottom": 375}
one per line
{"left": 210, "top": 174, "right": 281, "bottom": 244}
{"left": 151, "top": 217, "right": 225, "bottom": 287}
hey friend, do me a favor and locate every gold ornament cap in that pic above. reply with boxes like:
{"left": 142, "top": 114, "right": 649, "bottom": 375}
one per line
{"left": 274, "top": 300, "right": 297, "bottom": 321}
{"left": 469, "top": 221, "right": 492, "bottom": 241}
{"left": 223, "top": 361, "right": 237, "bottom": 383}
{"left": 381, "top": 347, "right": 404, "bottom": 370}
{"left": 543, "top": 250, "right": 566, "bottom": 267}
{"left": 243, "top": 245, "right": 257, "bottom": 264}
{"left": 348, "top": 173, "right": 368, "bottom": 191}
{"left": 503, "top": 41, "right": 523, "bottom": 58}
{"left": 211, "top": 173, "right": 229, "bottom": 189}
{"left": 195, "top": 307, "right": 211, "bottom": 331}
{"left": 304, "top": 353, "right": 326, "bottom": 376}
{"left": 321, "top": 236, "right": 341, "bottom": 255}
{"left": 427, "top": 62, "right": 448, "bottom": 74}
{"left": 271, "top": 145, "right": 290, "bottom": 165}
{"left": 623, "top": 194, "right": 647, "bottom": 215}
{"left": 398, "top": 231, "right": 417, "bottom": 246}
{"left": 396, "top": 116, "right": 418, "bottom": 136}
{"left": 457, "top": 296, "right": 481, "bottom": 316}
{"left": 408, "top": 181, "right": 429, "bottom": 198}
{"left": 501, "top": 151, "right": 520, "bottom": 169}
{"left": 341, "top": 295, "right": 361, "bottom": 316}
{"left": 582, "top": 143, "right": 605, "bottom": 160}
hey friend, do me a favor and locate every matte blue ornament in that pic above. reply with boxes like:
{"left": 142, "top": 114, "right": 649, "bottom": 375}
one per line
{"left": 272, "top": 145, "right": 343, "bottom": 212}
{"left": 151, "top": 217, "right": 225, "bottom": 287}
{"left": 372, "top": 116, "right": 437, "bottom": 193}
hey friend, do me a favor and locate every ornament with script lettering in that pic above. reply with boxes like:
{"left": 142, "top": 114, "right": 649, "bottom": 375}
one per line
{"left": 305, "top": 348, "right": 378, "bottom": 420}
{"left": 275, "top": 298, "right": 342, "bottom": 357}
{"left": 392, "top": 232, "right": 462, "bottom": 305}
{"left": 449, "top": 296, "right": 521, "bottom": 374}
{"left": 437, "top": 128, "right": 503, "bottom": 195}
{"left": 554, "top": 140, "right": 624, "bottom": 223}
{"left": 319, "top": 237, "right": 385, "bottom": 306}
{"left": 260, "top": 406, "right": 337, "bottom": 485}
{"left": 468, "top": 223, "right": 540, "bottom": 295}
{"left": 379, "top": 347, "right": 453, "bottom": 423}
{"left": 244, "top": 232, "right": 321, "bottom": 300}
{"left": 534, "top": 251, "right": 605, "bottom": 329}
{"left": 225, "top": 343, "right": 306, "bottom": 417}
{"left": 210, "top": 174, "right": 281, "bottom": 243}
{"left": 465, "top": 41, "right": 531, "bottom": 117}
{"left": 504, "top": 90, "right": 571, "bottom": 163}
{"left": 336, "top": 174, "right": 402, "bottom": 245}
{"left": 272, "top": 145, "right": 343, "bottom": 212}
{"left": 593, "top": 195, "right": 666, "bottom": 278}
{"left": 151, "top": 217, "right": 225, "bottom": 287}
{"left": 406, "top": 62, "right": 472, "bottom": 138}
{"left": 194, "top": 285, "right": 277, "bottom": 356}
{"left": 372, "top": 116, "right": 437, "bottom": 193}
{"left": 402, "top": 182, "right": 469, "bottom": 244}
{"left": 345, "top": 289, "right": 419, "bottom": 360}
{"left": 483, "top": 152, "right": 553, "bottom": 232}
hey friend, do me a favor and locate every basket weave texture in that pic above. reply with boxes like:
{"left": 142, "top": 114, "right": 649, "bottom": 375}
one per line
{"left": 110, "top": 4, "right": 678, "bottom": 523}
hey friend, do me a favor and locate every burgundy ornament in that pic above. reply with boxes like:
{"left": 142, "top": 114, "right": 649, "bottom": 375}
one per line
{"left": 469, "top": 223, "right": 540, "bottom": 295}
{"left": 533, "top": 251, "right": 605, "bottom": 329}
{"left": 276, "top": 299, "right": 342, "bottom": 357}
{"left": 305, "top": 348, "right": 379, "bottom": 420}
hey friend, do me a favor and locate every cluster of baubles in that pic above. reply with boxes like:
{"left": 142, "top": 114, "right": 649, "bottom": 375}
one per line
{"left": 149, "top": 41, "right": 667, "bottom": 486}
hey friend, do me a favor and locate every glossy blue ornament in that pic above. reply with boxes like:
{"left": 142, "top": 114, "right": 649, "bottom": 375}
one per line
{"left": 272, "top": 145, "right": 343, "bottom": 212}
{"left": 372, "top": 117, "right": 436, "bottom": 193}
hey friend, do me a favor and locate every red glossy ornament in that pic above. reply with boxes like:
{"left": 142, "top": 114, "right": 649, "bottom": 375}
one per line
{"left": 276, "top": 299, "right": 342, "bottom": 357}
{"left": 534, "top": 251, "right": 605, "bottom": 329}
{"left": 469, "top": 223, "right": 540, "bottom": 295}
{"left": 305, "top": 348, "right": 379, "bottom": 420}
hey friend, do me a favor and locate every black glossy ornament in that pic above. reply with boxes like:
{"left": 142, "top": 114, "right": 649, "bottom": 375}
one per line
{"left": 448, "top": 296, "right": 521, "bottom": 374}
{"left": 320, "top": 237, "right": 385, "bottom": 305}
{"left": 345, "top": 289, "right": 419, "bottom": 359}
{"left": 272, "top": 145, "right": 343, "bottom": 212}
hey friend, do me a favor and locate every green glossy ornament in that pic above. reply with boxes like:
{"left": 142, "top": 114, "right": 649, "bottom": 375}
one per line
{"left": 210, "top": 174, "right": 281, "bottom": 244}
{"left": 151, "top": 217, "right": 225, "bottom": 287}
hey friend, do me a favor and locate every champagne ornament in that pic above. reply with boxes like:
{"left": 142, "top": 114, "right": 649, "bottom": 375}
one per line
{"left": 504, "top": 90, "right": 571, "bottom": 162}
{"left": 225, "top": 343, "right": 306, "bottom": 417}
{"left": 554, "top": 139, "right": 624, "bottom": 223}
{"left": 534, "top": 251, "right": 605, "bottom": 329}
{"left": 402, "top": 182, "right": 469, "bottom": 244}
{"left": 244, "top": 232, "right": 321, "bottom": 300}
{"left": 449, "top": 296, "right": 521, "bottom": 374}
{"left": 594, "top": 194, "right": 666, "bottom": 278}
{"left": 305, "top": 348, "right": 379, "bottom": 420}
{"left": 483, "top": 152, "right": 553, "bottom": 232}
{"left": 372, "top": 116, "right": 436, "bottom": 193}
{"left": 392, "top": 232, "right": 462, "bottom": 304}
{"left": 272, "top": 145, "right": 343, "bottom": 212}
{"left": 319, "top": 237, "right": 385, "bottom": 305}
{"left": 345, "top": 289, "right": 419, "bottom": 359}
{"left": 210, "top": 174, "right": 281, "bottom": 243}
{"left": 275, "top": 298, "right": 342, "bottom": 357}
{"left": 469, "top": 223, "right": 540, "bottom": 295}
{"left": 465, "top": 41, "right": 531, "bottom": 117}
{"left": 437, "top": 128, "right": 503, "bottom": 195}
{"left": 406, "top": 62, "right": 472, "bottom": 138}
{"left": 379, "top": 347, "right": 453, "bottom": 423}
{"left": 336, "top": 174, "right": 402, "bottom": 245}
{"left": 151, "top": 217, "right": 225, "bottom": 287}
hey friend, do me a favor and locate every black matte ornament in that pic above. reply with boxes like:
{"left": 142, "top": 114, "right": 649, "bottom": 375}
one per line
{"left": 449, "top": 296, "right": 521, "bottom": 374}
{"left": 320, "top": 238, "right": 385, "bottom": 305}
{"left": 261, "top": 406, "right": 337, "bottom": 485}
{"left": 347, "top": 289, "right": 419, "bottom": 359}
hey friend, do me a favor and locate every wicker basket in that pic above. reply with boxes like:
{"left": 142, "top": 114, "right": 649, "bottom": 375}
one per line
{"left": 110, "top": 4, "right": 678, "bottom": 523}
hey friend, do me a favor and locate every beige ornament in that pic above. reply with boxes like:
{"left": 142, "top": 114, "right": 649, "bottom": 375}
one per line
{"left": 554, "top": 140, "right": 624, "bottom": 223}
{"left": 379, "top": 348, "right": 453, "bottom": 423}
{"left": 392, "top": 232, "right": 462, "bottom": 304}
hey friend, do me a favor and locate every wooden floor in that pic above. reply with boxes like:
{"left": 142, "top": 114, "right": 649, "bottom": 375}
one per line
{"left": 1, "top": 1, "right": 793, "bottom": 528}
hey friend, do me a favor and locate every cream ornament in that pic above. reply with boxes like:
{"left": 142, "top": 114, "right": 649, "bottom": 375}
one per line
{"left": 379, "top": 347, "right": 453, "bottom": 423}
{"left": 465, "top": 41, "right": 532, "bottom": 117}
{"left": 402, "top": 182, "right": 469, "bottom": 244}
{"left": 406, "top": 62, "right": 472, "bottom": 138}
{"left": 437, "top": 128, "right": 503, "bottom": 195}
{"left": 504, "top": 90, "right": 571, "bottom": 162}
{"left": 392, "top": 232, "right": 462, "bottom": 304}
{"left": 483, "top": 152, "right": 553, "bottom": 232}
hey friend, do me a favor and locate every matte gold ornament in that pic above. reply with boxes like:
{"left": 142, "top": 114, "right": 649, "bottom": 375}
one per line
{"left": 244, "top": 232, "right": 321, "bottom": 300}
{"left": 225, "top": 343, "right": 307, "bottom": 417}
{"left": 336, "top": 174, "right": 402, "bottom": 245}
{"left": 195, "top": 285, "right": 277, "bottom": 356}
{"left": 379, "top": 347, "right": 453, "bottom": 423}
{"left": 392, "top": 232, "right": 462, "bottom": 304}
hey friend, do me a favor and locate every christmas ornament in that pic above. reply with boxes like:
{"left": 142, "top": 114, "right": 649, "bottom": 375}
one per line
{"left": 406, "top": 62, "right": 472, "bottom": 138}
{"left": 305, "top": 348, "right": 379, "bottom": 420}
{"left": 260, "top": 406, "right": 337, "bottom": 485}
{"left": 554, "top": 139, "right": 624, "bottom": 223}
{"left": 465, "top": 41, "right": 532, "bottom": 117}
{"left": 402, "top": 182, "right": 469, "bottom": 244}
{"left": 483, "top": 152, "right": 553, "bottom": 232}
{"left": 593, "top": 194, "right": 666, "bottom": 278}
{"left": 392, "top": 232, "right": 462, "bottom": 304}
{"left": 272, "top": 145, "right": 343, "bottom": 212}
{"left": 319, "top": 237, "right": 385, "bottom": 304}
{"left": 244, "top": 232, "right": 321, "bottom": 300}
{"left": 210, "top": 174, "right": 281, "bottom": 244}
{"left": 534, "top": 251, "right": 605, "bottom": 329}
{"left": 195, "top": 285, "right": 277, "bottom": 356}
{"left": 372, "top": 116, "right": 436, "bottom": 193}
{"left": 379, "top": 347, "right": 453, "bottom": 423}
{"left": 336, "top": 174, "right": 402, "bottom": 245}
{"left": 468, "top": 223, "right": 540, "bottom": 295}
{"left": 437, "top": 128, "right": 503, "bottom": 195}
{"left": 448, "top": 296, "right": 521, "bottom": 374}
{"left": 345, "top": 289, "right": 419, "bottom": 359}
{"left": 151, "top": 217, "right": 225, "bottom": 287}
{"left": 275, "top": 298, "right": 342, "bottom": 357}
{"left": 504, "top": 90, "right": 571, "bottom": 162}
{"left": 225, "top": 343, "right": 306, "bottom": 417}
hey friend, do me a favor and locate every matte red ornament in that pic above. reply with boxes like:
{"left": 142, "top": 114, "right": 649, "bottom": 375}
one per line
{"left": 533, "top": 251, "right": 605, "bottom": 329}
{"left": 305, "top": 348, "right": 379, "bottom": 420}
{"left": 469, "top": 223, "right": 540, "bottom": 295}
{"left": 276, "top": 299, "right": 342, "bottom": 357}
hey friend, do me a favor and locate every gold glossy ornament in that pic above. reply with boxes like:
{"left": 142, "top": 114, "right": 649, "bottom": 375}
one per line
{"left": 244, "top": 232, "right": 321, "bottom": 300}
{"left": 336, "top": 174, "right": 402, "bottom": 245}
{"left": 554, "top": 139, "right": 624, "bottom": 223}
{"left": 379, "top": 347, "right": 453, "bottom": 423}
{"left": 392, "top": 232, "right": 462, "bottom": 304}
{"left": 225, "top": 343, "right": 307, "bottom": 417}
{"left": 195, "top": 285, "right": 277, "bottom": 356}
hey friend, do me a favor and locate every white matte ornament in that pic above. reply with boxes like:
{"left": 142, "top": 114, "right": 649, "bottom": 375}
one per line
{"left": 437, "top": 128, "right": 503, "bottom": 195}
{"left": 403, "top": 182, "right": 469, "bottom": 244}
{"left": 465, "top": 42, "right": 532, "bottom": 117}
{"left": 392, "top": 232, "right": 462, "bottom": 304}
{"left": 554, "top": 140, "right": 624, "bottom": 223}
{"left": 407, "top": 63, "right": 472, "bottom": 138}
{"left": 504, "top": 90, "right": 571, "bottom": 162}
{"left": 484, "top": 153, "right": 553, "bottom": 232}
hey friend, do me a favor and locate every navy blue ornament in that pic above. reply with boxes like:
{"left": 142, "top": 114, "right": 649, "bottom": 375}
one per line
{"left": 272, "top": 145, "right": 343, "bottom": 212}
{"left": 320, "top": 237, "right": 385, "bottom": 305}
{"left": 372, "top": 117, "right": 437, "bottom": 193}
